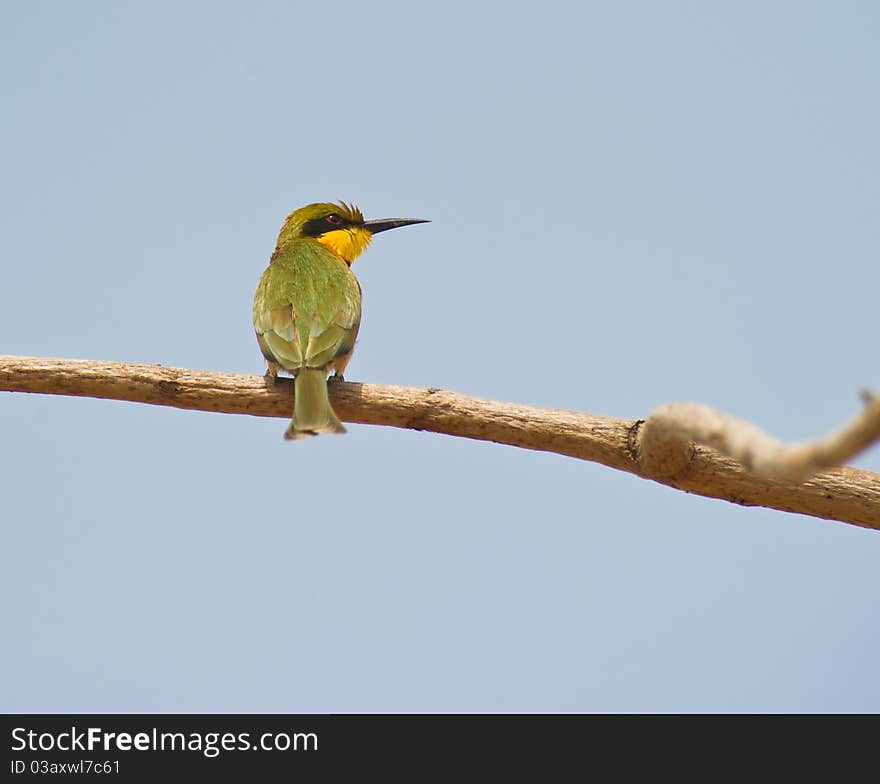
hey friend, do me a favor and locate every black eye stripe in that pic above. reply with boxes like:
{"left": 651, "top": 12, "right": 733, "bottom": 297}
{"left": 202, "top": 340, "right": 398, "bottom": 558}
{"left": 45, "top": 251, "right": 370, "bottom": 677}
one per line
{"left": 302, "top": 214, "right": 353, "bottom": 237}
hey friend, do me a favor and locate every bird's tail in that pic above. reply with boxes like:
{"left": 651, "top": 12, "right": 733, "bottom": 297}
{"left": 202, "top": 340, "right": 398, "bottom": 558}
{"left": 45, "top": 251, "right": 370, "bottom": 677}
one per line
{"left": 285, "top": 368, "right": 346, "bottom": 440}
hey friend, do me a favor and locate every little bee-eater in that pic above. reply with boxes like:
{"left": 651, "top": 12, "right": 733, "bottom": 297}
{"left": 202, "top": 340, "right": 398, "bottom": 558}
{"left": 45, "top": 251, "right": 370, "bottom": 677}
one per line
{"left": 253, "top": 201, "right": 428, "bottom": 440}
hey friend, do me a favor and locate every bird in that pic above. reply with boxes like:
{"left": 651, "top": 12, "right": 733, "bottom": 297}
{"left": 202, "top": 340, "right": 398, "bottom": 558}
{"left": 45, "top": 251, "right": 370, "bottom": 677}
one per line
{"left": 253, "top": 201, "right": 428, "bottom": 440}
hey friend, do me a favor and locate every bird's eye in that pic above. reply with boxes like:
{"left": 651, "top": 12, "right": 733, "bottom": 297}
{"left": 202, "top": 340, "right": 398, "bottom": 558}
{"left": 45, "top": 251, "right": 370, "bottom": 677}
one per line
{"left": 325, "top": 214, "right": 342, "bottom": 226}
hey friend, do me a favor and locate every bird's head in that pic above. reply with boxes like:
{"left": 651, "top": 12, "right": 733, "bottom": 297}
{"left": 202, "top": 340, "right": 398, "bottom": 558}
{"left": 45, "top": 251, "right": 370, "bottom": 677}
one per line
{"left": 275, "top": 201, "right": 429, "bottom": 265}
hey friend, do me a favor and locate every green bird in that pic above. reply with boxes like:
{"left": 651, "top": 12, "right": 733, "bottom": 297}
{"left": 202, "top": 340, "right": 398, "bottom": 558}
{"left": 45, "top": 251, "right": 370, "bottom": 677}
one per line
{"left": 253, "top": 201, "right": 428, "bottom": 440}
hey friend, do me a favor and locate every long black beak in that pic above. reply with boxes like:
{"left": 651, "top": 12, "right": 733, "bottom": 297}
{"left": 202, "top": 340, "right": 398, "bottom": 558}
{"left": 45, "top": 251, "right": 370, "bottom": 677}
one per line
{"left": 363, "top": 218, "right": 430, "bottom": 235}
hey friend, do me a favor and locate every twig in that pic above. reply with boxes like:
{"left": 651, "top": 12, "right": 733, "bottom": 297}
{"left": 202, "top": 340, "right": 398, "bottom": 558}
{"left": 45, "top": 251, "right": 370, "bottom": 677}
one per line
{"left": 1, "top": 355, "right": 878, "bottom": 530}
{"left": 639, "top": 399, "right": 880, "bottom": 481}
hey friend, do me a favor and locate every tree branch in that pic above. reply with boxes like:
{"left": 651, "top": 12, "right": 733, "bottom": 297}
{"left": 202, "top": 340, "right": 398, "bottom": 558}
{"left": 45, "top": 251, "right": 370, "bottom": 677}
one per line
{"left": 2, "top": 355, "right": 879, "bottom": 530}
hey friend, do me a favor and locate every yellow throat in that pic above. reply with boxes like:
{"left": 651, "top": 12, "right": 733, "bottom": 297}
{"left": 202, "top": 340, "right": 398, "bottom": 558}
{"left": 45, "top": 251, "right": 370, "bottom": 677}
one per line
{"left": 316, "top": 226, "right": 373, "bottom": 265}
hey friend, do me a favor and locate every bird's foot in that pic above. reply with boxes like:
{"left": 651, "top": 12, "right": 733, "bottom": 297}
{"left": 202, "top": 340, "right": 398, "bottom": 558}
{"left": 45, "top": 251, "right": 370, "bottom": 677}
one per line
{"left": 328, "top": 373, "right": 345, "bottom": 383}
{"left": 264, "top": 362, "right": 280, "bottom": 388}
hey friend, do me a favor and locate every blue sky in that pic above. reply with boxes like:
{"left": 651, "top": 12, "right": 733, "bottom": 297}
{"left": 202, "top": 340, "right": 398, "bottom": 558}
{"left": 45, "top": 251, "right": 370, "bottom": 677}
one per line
{"left": 2, "top": 1, "right": 879, "bottom": 711}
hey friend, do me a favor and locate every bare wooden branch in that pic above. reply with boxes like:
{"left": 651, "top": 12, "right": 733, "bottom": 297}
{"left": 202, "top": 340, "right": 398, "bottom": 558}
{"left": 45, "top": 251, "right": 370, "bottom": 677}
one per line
{"left": 640, "top": 399, "right": 880, "bottom": 481}
{"left": 2, "top": 355, "right": 879, "bottom": 530}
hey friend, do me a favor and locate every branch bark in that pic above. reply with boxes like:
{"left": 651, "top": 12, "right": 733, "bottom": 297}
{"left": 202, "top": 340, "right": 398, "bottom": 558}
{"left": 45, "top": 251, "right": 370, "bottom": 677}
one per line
{"left": 2, "top": 355, "right": 879, "bottom": 530}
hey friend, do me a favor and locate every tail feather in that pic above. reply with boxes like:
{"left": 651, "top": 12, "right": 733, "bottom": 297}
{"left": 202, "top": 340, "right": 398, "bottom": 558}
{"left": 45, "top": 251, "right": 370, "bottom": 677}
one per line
{"left": 285, "top": 368, "right": 346, "bottom": 440}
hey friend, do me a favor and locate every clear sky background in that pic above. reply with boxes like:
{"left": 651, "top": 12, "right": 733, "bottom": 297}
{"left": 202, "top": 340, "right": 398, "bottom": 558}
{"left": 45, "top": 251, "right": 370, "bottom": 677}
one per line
{"left": 2, "top": 1, "right": 878, "bottom": 712}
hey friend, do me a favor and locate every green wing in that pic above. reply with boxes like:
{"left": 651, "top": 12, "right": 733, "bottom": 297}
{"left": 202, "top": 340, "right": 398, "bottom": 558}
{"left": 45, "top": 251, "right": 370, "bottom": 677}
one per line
{"left": 253, "top": 240, "right": 361, "bottom": 372}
